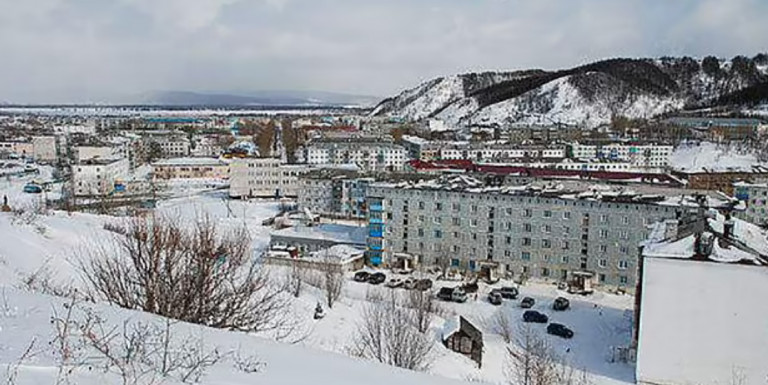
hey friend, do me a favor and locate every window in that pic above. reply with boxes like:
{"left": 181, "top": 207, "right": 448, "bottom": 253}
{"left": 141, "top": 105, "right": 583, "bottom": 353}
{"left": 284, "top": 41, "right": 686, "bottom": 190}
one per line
{"left": 418, "top": 215, "right": 425, "bottom": 223}
{"left": 504, "top": 250, "right": 511, "bottom": 257}
{"left": 599, "top": 229, "right": 609, "bottom": 238}
{"left": 504, "top": 222, "right": 512, "bottom": 231}
{"left": 452, "top": 245, "right": 460, "bottom": 253}
{"left": 618, "top": 260, "right": 628, "bottom": 270}
{"left": 523, "top": 209, "right": 532, "bottom": 217}
{"left": 563, "top": 211, "right": 571, "bottom": 219}
{"left": 543, "top": 255, "right": 551, "bottom": 262}
{"left": 620, "top": 245, "right": 629, "bottom": 254}
{"left": 453, "top": 231, "right": 460, "bottom": 239}
{"left": 542, "top": 239, "right": 551, "bottom": 248}
{"left": 452, "top": 202, "right": 460, "bottom": 211}
{"left": 599, "top": 259, "right": 607, "bottom": 268}
{"left": 522, "top": 237, "right": 531, "bottom": 246}
{"left": 471, "top": 233, "right": 478, "bottom": 241}
{"left": 619, "top": 230, "right": 629, "bottom": 240}
{"left": 434, "top": 230, "right": 443, "bottom": 238}
{"left": 543, "top": 210, "right": 552, "bottom": 218}
{"left": 521, "top": 252, "right": 531, "bottom": 260}
{"left": 542, "top": 268, "right": 550, "bottom": 277}
{"left": 505, "top": 208, "right": 513, "bottom": 215}
{"left": 599, "top": 273, "right": 606, "bottom": 282}
{"left": 600, "top": 214, "right": 609, "bottom": 223}
{"left": 505, "top": 236, "right": 512, "bottom": 244}
{"left": 471, "top": 205, "right": 478, "bottom": 213}
{"left": 622, "top": 216, "right": 630, "bottom": 225}
{"left": 470, "top": 219, "right": 478, "bottom": 227}
{"left": 561, "top": 240, "right": 570, "bottom": 250}
{"left": 418, "top": 201, "right": 424, "bottom": 210}
{"left": 523, "top": 223, "right": 532, "bottom": 232}
{"left": 435, "top": 202, "right": 443, "bottom": 211}
{"left": 434, "top": 217, "right": 442, "bottom": 224}
{"left": 599, "top": 244, "right": 607, "bottom": 253}
{"left": 561, "top": 256, "right": 569, "bottom": 264}
{"left": 543, "top": 224, "right": 551, "bottom": 233}
{"left": 418, "top": 228, "right": 424, "bottom": 237}
{"left": 619, "top": 275, "right": 628, "bottom": 285}
{"left": 563, "top": 226, "right": 570, "bottom": 234}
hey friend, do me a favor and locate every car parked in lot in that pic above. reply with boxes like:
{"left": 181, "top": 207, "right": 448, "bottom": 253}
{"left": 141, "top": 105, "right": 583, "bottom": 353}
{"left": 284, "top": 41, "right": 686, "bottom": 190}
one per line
{"left": 488, "top": 291, "right": 503, "bottom": 305}
{"left": 353, "top": 271, "right": 370, "bottom": 282}
{"left": 547, "top": 323, "right": 574, "bottom": 339}
{"left": 553, "top": 297, "right": 570, "bottom": 311}
{"left": 499, "top": 286, "right": 519, "bottom": 299}
{"left": 385, "top": 278, "right": 404, "bottom": 288}
{"left": 368, "top": 272, "right": 386, "bottom": 285}
{"left": 403, "top": 278, "right": 417, "bottom": 290}
{"left": 521, "top": 297, "right": 535, "bottom": 308}
{"left": 461, "top": 281, "right": 479, "bottom": 293}
{"left": 437, "top": 287, "right": 468, "bottom": 303}
{"left": 522, "top": 310, "right": 549, "bottom": 323}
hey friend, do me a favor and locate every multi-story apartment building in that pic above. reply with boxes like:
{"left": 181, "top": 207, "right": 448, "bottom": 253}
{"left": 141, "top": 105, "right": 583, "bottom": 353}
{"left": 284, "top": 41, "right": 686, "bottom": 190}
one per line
{"left": 569, "top": 142, "right": 673, "bottom": 168}
{"left": 298, "top": 169, "right": 373, "bottom": 219}
{"left": 304, "top": 137, "right": 407, "bottom": 171}
{"left": 156, "top": 136, "right": 191, "bottom": 158}
{"left": 733, "top": 181, "right": 768, "bottom": 226}
{"left": 76, "top": 145, "right": 125, "bottom": 162}
{"left": 0, "top": 141, "right": 34, "bottom": 157}
{"left": 32, "top": 136, "right": 58, "bottom": 163}
{"left": 72, "top": 158, "right": 130, "bottom": 196}
{"left": 152, "top": 157, "right": 229, "bottom": 180}
{"left": 366, "top": 176, "right": 690, "bottom": 291}
{"left": 229, "top": 157, "right": 307, "bottom": 198}
{"left": 400, "top": 136, "right": 567, "bottom": 162}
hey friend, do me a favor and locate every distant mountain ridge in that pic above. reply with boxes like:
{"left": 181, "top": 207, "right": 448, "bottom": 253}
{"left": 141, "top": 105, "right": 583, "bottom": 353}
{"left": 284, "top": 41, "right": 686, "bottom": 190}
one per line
{"left": 142, "top": 90, "right": 380, "bottom": 107}
{"left": 372, "top": 54, "right": 768, "bottom": 128}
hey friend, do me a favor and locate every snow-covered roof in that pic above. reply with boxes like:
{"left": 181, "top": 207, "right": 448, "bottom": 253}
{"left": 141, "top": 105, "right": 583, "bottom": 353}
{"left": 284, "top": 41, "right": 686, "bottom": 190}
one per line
{"left": 308, "top": 244, "right": 365, "bottom": 264}
{"left": 152, "top": 157, "right": 227, "bottom": 167}
{"left": 637, "top": 257, "right": 768, "bottom": 385}
{"left": 670, "top": 141, "right": 768, "bottom": 173}
{"left": 271, "top": 223, "right": 368, "bottom": 246}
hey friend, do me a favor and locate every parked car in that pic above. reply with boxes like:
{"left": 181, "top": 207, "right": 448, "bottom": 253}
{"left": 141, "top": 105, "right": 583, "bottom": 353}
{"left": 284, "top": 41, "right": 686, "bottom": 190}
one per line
{"left": 546, "top": 323, "right": 574, "bottom": 339}
{"left": 416, "top": 279, "right": 433, "bottom": 291}
{"left": 437, "top": 287, "right": 468, "bottom": 303}
{"left": 487, "top": 291, "right": 503, "bottom": 305}
{"left": 403, "top": 278, "right": 417, "bottom": 290}
{"left": 553, "top": 297, "right": 570, "bottom": 311}
{"left": 368, "top": 272, "right": 386, "bottom": 285}
{"left": 385, "top": 278, "right": 404, "bottom": 288}
{"left": 353, "top": 271, "right": 370, "bottom": 282}
{"left": 461, "top": 281, "right": 479, "bottom": 293}
{"left": 523, "top": 310, "right": 549, "bottom": 323}
{"left": 499, "top": 286, "right": 519, "bottom": 299}
{"left": 392, "top": 267, "right": 413, "bottom": 275}
{"left": 521, "top": 297, "right": 535, "bottom": 308}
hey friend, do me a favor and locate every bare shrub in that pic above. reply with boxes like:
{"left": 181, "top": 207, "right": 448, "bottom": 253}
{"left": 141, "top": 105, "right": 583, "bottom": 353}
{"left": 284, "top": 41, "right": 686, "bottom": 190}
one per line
{"left": 79, "top": 214, "right": 291, "bottom": 333}
{"left": 506, "top": 324, "right": 593, "bottom": 385}
{"left": 285, "top": 259, "right": 307, "bottom": 298}
{"left": 348, "top": 290, "right": 434, "bottom": 371}
{"left": 488, "top": 308, "right": 515, "bottom": 343}
{"left": 18, "top": 262, "right": 76, "bottom": 298}
{"left": 321, "top": 254, "right": 345, "bottom": 309}
{"left": 406, "top": 288, "right": 439, "bottom": 333}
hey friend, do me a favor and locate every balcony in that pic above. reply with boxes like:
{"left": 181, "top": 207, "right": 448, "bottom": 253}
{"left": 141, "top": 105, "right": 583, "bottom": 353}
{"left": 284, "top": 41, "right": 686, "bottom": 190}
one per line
{"left": 369, "top": 217, "right": 384, "bottom": 224}
{"left": 369, "top": 229, "right": 384, "bottom": 238}
{"left": 369, "top": 203, "right": 383, "bottom": 211}
{"left": 368, "top": 242, "right": 383, "bottom": 251}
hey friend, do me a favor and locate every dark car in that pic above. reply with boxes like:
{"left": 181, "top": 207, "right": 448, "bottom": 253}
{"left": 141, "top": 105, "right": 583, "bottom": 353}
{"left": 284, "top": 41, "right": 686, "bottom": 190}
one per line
{"left": 520, "top": 297, "right": 535, "bottom": 309}
{"left": 368, "top": 272, "right": 386, "bottom": 285}
{"left": 547, "top": 323, "right": 574, "bottom": 339}
{"left": 416, "top": 278, "right": 433, "bottom": 291}
{"left": 461, "top": 281, "right": 479, "bottom": 293}
{"left": 353, "top": 271, "right": 370, "bottom": 282}
{"left": 499, "top": 286, "right": 519, "bottom": 299}
{"left": 522, "top": 310, "right": 549, "bottom": 323}
{"left": 553, "top": 297, "right": 570, "bottom": 311}
{"left": 437, "top": 287, "right": 454, "bottom": 301}
{"left": 488, "top": 291, "right": 503, "bottom": 305}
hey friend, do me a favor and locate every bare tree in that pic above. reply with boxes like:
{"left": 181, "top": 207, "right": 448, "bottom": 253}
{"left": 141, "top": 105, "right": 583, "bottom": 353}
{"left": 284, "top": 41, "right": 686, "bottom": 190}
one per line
{"left": 488, "top": 308, "right": 514, "bottom": 343}
{"left": 507, "top": 324, "right": 592, "bottom": 385}
{"left": 79, "top": 214, "right": 291, "bottom": 333}
{"left": 321, "top": 253, "right": 345, "bottom": 309}
{"left": 286, "top": 259, "right": 307, "bottom": 298}
{"left": 348, "top": 290, "right": 434, "bottom": 371}
{"left": 407, "top": 289, "right": 439, "bottom": 333}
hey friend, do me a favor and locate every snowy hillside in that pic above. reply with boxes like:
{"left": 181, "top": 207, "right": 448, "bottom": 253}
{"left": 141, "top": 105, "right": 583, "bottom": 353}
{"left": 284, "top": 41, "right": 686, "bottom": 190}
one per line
{"left": 373, "top": 54, "right": 768, "bottom": 129}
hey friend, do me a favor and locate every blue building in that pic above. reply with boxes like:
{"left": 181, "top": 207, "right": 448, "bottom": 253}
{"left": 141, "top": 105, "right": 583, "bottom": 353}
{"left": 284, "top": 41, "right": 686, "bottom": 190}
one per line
{"left": 366, "top": 196, "right": 385, "bottom": 266}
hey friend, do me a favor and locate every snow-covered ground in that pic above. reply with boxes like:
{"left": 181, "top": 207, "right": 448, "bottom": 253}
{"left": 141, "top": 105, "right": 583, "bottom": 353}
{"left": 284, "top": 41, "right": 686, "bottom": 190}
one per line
{"left": 670, "top": 141, "right": 766, "bottom": 173}
{"left": 0, "top": 184, "right": 637, "bottom": 385}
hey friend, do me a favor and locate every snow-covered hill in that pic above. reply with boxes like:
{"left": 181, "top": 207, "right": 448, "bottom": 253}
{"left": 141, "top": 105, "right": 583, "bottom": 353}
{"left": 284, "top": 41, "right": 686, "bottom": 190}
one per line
{"left": 373, "top": 54, "right": 768, "bottom": 129}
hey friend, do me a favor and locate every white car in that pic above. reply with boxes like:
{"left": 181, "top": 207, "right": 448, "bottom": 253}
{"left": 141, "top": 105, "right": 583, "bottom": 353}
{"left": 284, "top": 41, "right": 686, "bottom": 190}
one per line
{"left": 385, "top": 278, "right": 404, "bottom": 288}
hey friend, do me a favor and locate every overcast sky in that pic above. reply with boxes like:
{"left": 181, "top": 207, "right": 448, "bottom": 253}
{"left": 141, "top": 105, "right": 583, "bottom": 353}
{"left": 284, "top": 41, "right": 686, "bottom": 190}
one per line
{"left": 0, "top": 0, "right": 766, "bottom": 103}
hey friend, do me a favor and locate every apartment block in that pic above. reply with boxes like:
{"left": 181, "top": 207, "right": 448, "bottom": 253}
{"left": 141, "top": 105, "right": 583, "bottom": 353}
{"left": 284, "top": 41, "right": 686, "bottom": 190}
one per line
{"left": 229, "top": 157, "right": 307, "bottom": 198}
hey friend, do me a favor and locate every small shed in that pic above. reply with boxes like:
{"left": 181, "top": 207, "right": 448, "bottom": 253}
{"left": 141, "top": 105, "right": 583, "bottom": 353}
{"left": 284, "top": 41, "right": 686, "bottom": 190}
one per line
{"left": 442, "top": 316, "right": 483, "bottom": 367}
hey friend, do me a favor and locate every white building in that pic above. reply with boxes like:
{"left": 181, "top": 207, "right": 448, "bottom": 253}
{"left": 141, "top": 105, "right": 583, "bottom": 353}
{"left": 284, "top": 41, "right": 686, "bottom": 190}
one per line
{"left": 32, "top": 136, "right": 57, "bottom": 163}
{"left": 72, "top": 158, "right": 130, "bottom": 196}
{"left": 76, "top": 145, "right": 125, "bottom": 162}
{"left": 229, "top": 157, "right": 307, "bottom": 198}
{"left": 569, "top": 142, "right": 673, "bottom": 168}
{"left": 305, "top": 139, "right": 406, "bottom": 171}
{"left": 156, "top": 136, "right": 190, "bottom": 157}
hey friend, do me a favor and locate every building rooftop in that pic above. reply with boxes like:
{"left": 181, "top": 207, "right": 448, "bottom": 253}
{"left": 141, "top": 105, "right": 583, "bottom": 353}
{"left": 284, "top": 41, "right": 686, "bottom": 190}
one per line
{"left": 152, "top": 157, "right": 228, "bottom": 167}
{"left": 271, "top": 223, "right": 368, "bottom": 246}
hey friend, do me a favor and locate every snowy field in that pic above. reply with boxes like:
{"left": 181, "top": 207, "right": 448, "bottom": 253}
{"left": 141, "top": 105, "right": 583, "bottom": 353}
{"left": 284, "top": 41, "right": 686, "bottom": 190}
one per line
{"left": 670, "top": 141, "right": 765, "bottom": 173}
{"left": 0, "top": 184, "right": 637, "bottom": 385}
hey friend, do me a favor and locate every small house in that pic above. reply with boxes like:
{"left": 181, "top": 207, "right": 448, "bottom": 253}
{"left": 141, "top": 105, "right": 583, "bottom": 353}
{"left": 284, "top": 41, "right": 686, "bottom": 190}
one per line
{"left": 442, "top": 316, "right": 483, "bottom": 368}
